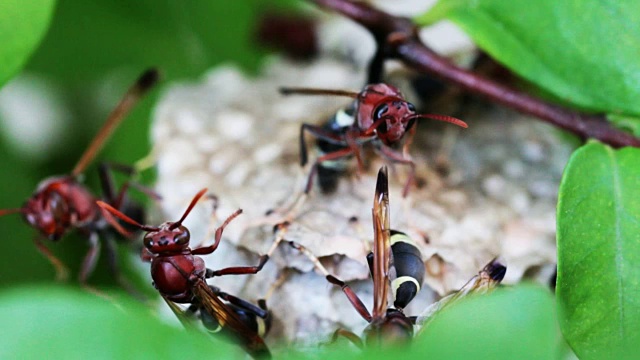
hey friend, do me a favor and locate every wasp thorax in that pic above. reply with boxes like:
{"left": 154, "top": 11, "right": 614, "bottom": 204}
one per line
{"left": 143, "top": 223, "right": 191, "bottom": 253}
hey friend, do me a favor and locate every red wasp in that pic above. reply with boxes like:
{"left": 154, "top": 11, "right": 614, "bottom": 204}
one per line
{"left": 97, "top": 189, "right": 273, "bottom": 359}
{"left": 0, "top": 69, "right": 159, "bottom": 286}
{"left": 290, "top": 167, "right": 426, "bottom": 347}
{"left": 280, "top": 84, "right": 468, "bottom": 196}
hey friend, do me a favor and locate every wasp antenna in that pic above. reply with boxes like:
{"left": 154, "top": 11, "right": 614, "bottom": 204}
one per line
{"left": 170, "top": 188, "right": 208, "bottom": 229}
{"left": 71, "top": 68, "right": 162, "bottom": 176}
{"left": 96, "top": 201, "right": 158, "bottom": 231}
{"left": 411, "top": 114, "right": 468, "bottom": 129}
{"left": 0, "top": 208, "right": 23, "bottom": 217}
{"left": 279, "top": 87, "right": 359, "bottom": 98}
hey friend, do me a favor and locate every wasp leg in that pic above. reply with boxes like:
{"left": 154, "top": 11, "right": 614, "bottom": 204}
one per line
{"left": 33, "top": 235, "right": 69, "bottom": 282}
{"left": 306, "top": 147, "right": 355, "bottom": 194}
{"left": 191, "top": 209, "right": 243, "bottom": 256}
{"left": 98, "top": 161, "right": 161, "bottom": 210}
{"left": 344, "top": 129, "right": 365, "bottom": 175}
{"left": 103, "top": 234, "right": 147, "bottom": 301}
{"left": 206, "top": 255, "right": 270, "bottom": 277}
{"left": 78, "top": 231, "right": 101, "bottom": 284}
{"left": 288, "top": 241, "right": 372, "bottom": 322}
{"left": 98, "top": 162, "right": 134, "bottom": 203}
{"left": 204, "top": 221, "right": 288, "bottom": 278}
{"left": 375, "top": 145, "right": 416, "bottom": 198}
{"left": 259, "top": 123, "right": 347, "bottom": 221}
{"left": 300, "top": 123, "right": 346, "bottom": 167}
{"left": 330, "top": 328, "right": 364, "bottom": 349}
{"left": 76, "top": 232, "right": 115, "bottom": 301}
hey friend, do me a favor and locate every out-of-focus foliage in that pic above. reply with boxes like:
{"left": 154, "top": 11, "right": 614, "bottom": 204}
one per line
{"left": 0, "top": 0, "right": 296, "bottom": 287}
{"left": 0, "top": 284, "right": 561, "bottom": 359}
{"left": 279, "top": 285, "right": 562, "bottom": 360}
{"left": 415, "top": 284, "right": 561, "bottom": 360}
{"left": 0, "top": 0, "right": 55, "bottom": 88}
{"left": 557, "top": 142, "right": 640, "bottom": 358}
{"left": 608, "top": 114, "right": 640, "bottom": 137}
{"left": 0, "top": 285, "right": 240, "bottom": 358}
{"left": 417, "top": 0, "right": 640, "bottom": 119}
{"left": 28, "top": 0, "right": 265, "bottom": 84}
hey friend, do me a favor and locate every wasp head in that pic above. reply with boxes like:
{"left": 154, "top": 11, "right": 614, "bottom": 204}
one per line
{"left": 357, "top": 83, "right": 467, "bottom": 146}
{"left": 23, "top": 190, "right": 72, "bottom": 241}
{"left": 143, "top": 222, "right": 191, "bottom": 254}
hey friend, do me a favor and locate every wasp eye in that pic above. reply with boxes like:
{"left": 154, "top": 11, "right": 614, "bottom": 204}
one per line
{"left": 174, "top": 227, "right": 190, "bottom": 245}
{"left": 175, "top": 231, "right": 190, "bottom": 245}
{"left": 143, "top": 235, "right": 154, "bottom": 248}
{"left": 407, "top": 102, "right": 416, "bottom": 112}
{"left": 374, "top": 104, "right": 389, "bottom": 120}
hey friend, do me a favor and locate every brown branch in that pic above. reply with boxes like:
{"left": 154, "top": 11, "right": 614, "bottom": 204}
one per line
{"left": 310, "top": 0, "right": 640, "bottom": 148}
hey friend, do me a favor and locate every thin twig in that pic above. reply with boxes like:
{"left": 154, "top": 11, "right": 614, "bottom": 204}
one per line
{"left": 310, "top": 0, "right": 640, "bottom": 148}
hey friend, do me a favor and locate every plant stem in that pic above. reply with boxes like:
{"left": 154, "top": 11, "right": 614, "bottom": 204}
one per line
{"left": 310, "top": 0, "right": 640, "bottom": 148}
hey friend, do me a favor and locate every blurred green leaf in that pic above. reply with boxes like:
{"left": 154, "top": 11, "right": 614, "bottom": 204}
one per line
{"left": 0, "top": 0, "right": 55, "bottom": 88}
{"left": 414, "top": 284, "right": 560, "bottom": 359}
{"left": 416, "top": 0, "right": 640, "bottom": 117}
{"left": 557, "top": 141, "right": 640, "bottom": 358}
{"left": 280, "top": 286, "right": 562, "bottom": 360}
{"left": 26, "top": 0, "right": 267, "bottom": 84}
{"left": 0, "top": 0, "right": 289, "bottom": 285}
{"left": 0, "top": 285, "right": 240, "bottom": 359}
{"left": 608, "top": 114, "right": 640, "bottom": 137}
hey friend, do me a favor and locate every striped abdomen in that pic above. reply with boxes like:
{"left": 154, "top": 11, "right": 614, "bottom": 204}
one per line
{"left": 389, "top": 230, "right": 425, "bottom": 309}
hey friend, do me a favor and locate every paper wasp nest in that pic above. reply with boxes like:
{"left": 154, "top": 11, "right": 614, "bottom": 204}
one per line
{"left": 150, "top": 4, "right": 569, "bottom": 346}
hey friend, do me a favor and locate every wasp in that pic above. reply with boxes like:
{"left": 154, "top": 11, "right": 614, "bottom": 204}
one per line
{"left": 0, "top": 69, "right": 159, "bottom": 286}
{"left": 290, "top": 167, "right": 425, "bottom": 347}
{"left": 280, "top": 84, "right": 467, "bottom": 196}
{"left": 97, "top": 189, "right": 272, "bottom": 359}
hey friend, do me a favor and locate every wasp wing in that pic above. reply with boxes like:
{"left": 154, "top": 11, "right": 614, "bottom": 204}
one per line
{"left": 416, "top": 258, "right": 506, "bottom": 331}
{"left": 192, "top": 279, "right": 271, "bottom": 359}
{"left": 372, "top": 167, "right": 391, "bottom": 321}
{"left": 162, "top": 295, "right": 197, "bottom": 330}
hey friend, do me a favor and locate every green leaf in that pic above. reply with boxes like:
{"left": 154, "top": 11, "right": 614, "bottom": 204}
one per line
{"left": 282, "top": 285, "right": 562, "bottom": 360}
{"left": 416, "top": 0, "right": 640, "bottom": 117}
{"left": 557, "top": 142, "right": 640, "bottom": 358}
{"left": 413, "top": 284, "right": 560, "bottom": 360}
{"left": 0, "top": 0, "right": 55, "bottom": 88}
{"left": 25, "top": 0, "right": 267, "bottom": 84}
{"left": 0, "top": 285, "right": 240, "bottom": 359}
{"left": 608, "top": 114, "right": 640, "bottom": 137}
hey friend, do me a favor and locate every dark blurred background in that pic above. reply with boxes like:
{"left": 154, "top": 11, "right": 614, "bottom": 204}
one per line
{"left": 0, "top": 0, "right": 300, "bottom": 287}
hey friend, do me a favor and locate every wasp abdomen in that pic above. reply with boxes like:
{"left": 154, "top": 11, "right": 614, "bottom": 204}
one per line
{"left": 390, "top": 230, "right": 425, "bottom": 309}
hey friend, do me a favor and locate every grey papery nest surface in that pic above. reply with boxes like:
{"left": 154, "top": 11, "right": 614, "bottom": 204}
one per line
{"left": 149, "top": 8, "right": 570, "bottom": 346}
